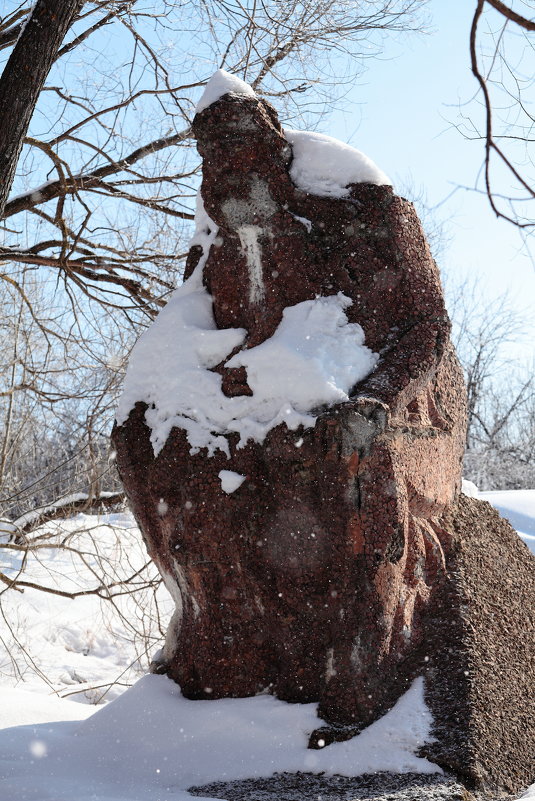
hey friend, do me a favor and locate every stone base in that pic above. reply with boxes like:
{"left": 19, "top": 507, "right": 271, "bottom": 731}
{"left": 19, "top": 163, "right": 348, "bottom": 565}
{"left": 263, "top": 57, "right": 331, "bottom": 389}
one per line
{"left": 188, "top": 771, "right": 514, "bottom": 801}
{"left": 421, "top": 495, "right": 534, "bottom": 793}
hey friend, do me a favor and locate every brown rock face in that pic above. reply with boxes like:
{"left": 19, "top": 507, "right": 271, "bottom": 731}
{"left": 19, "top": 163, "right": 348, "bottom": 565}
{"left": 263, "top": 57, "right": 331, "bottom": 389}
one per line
{"left": 112, "top": 90, "right": 535, "bottom": 792}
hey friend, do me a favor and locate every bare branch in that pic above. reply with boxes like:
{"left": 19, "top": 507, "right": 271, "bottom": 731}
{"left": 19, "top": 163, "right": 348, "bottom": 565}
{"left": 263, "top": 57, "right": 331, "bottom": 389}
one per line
{"left": 4, "top": 129, "right": 193, "bottom": 218}
{"left": 484, "top": 0, "right": 535, "bottom": 31}
{"left": 0, "top": 0, "right": 84, "bottom": 218}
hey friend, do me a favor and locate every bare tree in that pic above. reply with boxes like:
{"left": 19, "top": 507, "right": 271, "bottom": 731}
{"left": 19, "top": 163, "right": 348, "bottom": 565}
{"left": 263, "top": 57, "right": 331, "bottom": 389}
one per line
{"left": 464, "top": 0, "right": 535, "bottom": 230}
{"left": 445, "top": 272, "right": 535, "bottom": 489}
{"left": 0, "top": 509, "right": 169, "bottom": 700}
{"left": 1, "top": 0, "right": 427, "bottom": 313}
{"left": 0, "top": 0, "right": 85, "bottom": 217}
{"left": 0, "top": 267, "right": 127, "bottom": 519}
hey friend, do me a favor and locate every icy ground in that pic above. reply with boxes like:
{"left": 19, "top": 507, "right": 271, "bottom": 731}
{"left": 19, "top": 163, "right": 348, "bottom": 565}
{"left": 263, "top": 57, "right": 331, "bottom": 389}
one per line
{"left": 0, "top": 491, "right": 533, "bottom": 801}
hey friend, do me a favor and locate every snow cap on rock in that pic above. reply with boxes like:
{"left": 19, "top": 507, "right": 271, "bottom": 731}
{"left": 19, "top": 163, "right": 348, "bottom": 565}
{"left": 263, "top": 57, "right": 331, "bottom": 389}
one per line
{"left": 284, "top": 129, "right": 391, "bottom": 196}
{"left": 196, "top": 69, "right": 256, "bottom": 114}
{"left": 195, "top": 69, "right": 391, "bottom": 195}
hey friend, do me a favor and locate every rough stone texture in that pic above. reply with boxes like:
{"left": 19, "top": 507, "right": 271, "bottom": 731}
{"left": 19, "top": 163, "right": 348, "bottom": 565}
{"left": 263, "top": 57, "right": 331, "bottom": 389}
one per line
{"left": 188, "top": 772, "right": 511, "bottom": 801}
{"left": 112, "top": 91, "right": 535, "bottom": 794}
{"left": 422, "top": 494, "right": 535, "bottom": 793}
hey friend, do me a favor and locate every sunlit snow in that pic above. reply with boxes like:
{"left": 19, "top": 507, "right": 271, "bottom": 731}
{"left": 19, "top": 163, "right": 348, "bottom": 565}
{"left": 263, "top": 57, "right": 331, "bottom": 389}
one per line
{"left": 0, "top": 492, "right": 534, "bottom": 800}
{"left": 479, "top": 489, "right": 535, "bottom": 553}
{"left": 284, "top": 128, "right": 391, "bottom": 196}
{"left": 196, "top": 68, "right": 256, "bottom": 114}
{"left": 117, "top": 72, "right": 392, "bottom": 458}
{"left": 218, "top": 470, "right": 246, "bottom": 493}
{"left": 0, "top": 675, "right": 439, "bottom": 801}
{"left": 194, "top": 70, "right": 390, "bottom": 197}
{"left": 116, "top": 284, "right": 377, "bottom": 457}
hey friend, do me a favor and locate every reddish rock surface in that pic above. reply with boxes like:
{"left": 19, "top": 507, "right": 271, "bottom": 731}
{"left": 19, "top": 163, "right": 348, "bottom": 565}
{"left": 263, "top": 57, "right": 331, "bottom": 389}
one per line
{"left": 112, "top": 90, "right": 535, "bottom": 793}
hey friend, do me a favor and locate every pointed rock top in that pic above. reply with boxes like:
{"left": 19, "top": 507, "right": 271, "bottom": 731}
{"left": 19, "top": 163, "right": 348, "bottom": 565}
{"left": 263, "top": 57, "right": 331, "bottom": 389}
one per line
{"left": 196, "top": 69, "right": 256, "bottom": 114}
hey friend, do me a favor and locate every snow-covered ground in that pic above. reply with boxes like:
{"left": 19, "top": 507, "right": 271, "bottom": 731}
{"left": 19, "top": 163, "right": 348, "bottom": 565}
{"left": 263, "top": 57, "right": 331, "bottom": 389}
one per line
{"left": 479, "top": 489, "right": 535, "bottom": 553}
{"left": 0, "top": 676, "right": 437, "bottom": 801}
{"left": 0, "top": 491, "right": 533, "bottom": 801}
{"left": 0, "top": 512, "right": 171, "bottom": 704}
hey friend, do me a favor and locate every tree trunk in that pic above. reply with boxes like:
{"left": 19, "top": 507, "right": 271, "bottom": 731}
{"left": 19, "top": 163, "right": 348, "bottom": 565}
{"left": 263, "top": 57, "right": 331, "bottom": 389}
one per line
{"left": 0, "top": 0, "right": 84, "bottom": 219}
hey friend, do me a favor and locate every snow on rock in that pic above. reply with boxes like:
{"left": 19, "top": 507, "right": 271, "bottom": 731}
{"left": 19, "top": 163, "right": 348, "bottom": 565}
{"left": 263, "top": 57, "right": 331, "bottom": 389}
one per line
{"left": 237, "top": 224, "right": 266, "bottom": 304}
{"left": 115, "top": 271, "right": 246, "bottom": 457}
{"left": 187, "top": 188, "right": 221, "bottom": 257}
{"left": 196, "top": 68, "right": 256, "bottom": 114}
{"left": 289, "top": 211, "right": 313, "bottom": 231}
{"left": 115, "top": 196, "right": 245, "bottom": 457}
{"left": 480, "top": 489, "right": 535, "bottom": 554}
{"left": 219, "top": 470, "right": 246, "bottom": 494}
{"left": 117, "top": 82, "right": 391, "bottom": 457}
{"left": 195, "top": 70, "right": 391, "bottom": 197}
{"left": 461, "top": 479, "right": 479, "bottom": 498}
{"left": 224, "top": 293, "right": 378, "bottom": 431}
{"left": 116, "top": 281, "right": 378, "bottom": 457}
{"left": 284, "top": 129, "right": 391, "bottom": 197}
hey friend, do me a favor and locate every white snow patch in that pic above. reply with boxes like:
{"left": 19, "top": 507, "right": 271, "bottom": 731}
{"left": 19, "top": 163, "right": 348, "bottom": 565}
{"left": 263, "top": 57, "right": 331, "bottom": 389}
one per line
{"left": 12, "top": 491, "right": 120, "bottom": 531}
{"left": 188, "top": 190, "right": 221, "bottom": 257}
{"left": 0, "top": 512, "right": 173, "bottom": 706}
{"left": 219, "top": 470, "right": 246, "bottom": 494}
{"left": 117, "top": 263, "right": 378, "bottom": 457}
{"left": 115, "top": 195, "right": 242, "bottom": 457}
{"left": 0, "top": 674, "right": 439, "bottom": 801}
{"left": 8, "top": 178, "right": 55, "bottom": 206}
{"left": 237, "top": 224, "right": 265, "bottom": 303}
{"left": 480, "top": 489, "right": 535, "bottom": 554}
{"left": 290, "top": 211, "right": 313, "bottom": 232}
{"left": 115, "top": 271, "right": 245, "bottom": 456}
{"left": 284, "top": 128, "right": 391, "bottom": 197}
{"left": 196, "top": 68, "right": 256, "bottom": 114}
{"left": 0, "top": 686, "right": 95, "bottom": 729}
{"left": 461, "top": 479, "right": 479, "bottom": 498}
{"left": 225, "top": 293, "right": 378, "bottom": 438}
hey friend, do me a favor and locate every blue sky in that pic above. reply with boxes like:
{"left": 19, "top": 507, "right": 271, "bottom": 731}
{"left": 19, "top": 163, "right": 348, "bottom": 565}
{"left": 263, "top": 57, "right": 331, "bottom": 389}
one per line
{"left": 327, "top": 0, "right": 534, "bottom": 342}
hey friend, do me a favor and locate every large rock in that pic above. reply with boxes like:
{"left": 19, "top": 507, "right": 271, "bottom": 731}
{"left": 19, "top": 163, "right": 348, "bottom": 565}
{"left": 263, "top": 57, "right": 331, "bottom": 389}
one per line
{"left": 112, "top": 72, "right": 534, "bottom": 793}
